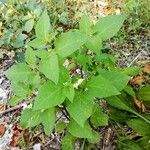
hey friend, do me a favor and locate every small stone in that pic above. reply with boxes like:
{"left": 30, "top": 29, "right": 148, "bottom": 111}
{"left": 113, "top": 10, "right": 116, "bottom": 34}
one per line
{"left": 33, "top": 143, "right": 41, "bottom": 150}
{"left": 0, "top": 88, "right": 7, "bottom": 104}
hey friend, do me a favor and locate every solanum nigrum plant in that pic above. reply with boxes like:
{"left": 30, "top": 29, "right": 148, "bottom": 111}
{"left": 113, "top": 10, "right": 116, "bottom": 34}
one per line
{"left": 5, "top": 10, "right": 150, "bottom": 149}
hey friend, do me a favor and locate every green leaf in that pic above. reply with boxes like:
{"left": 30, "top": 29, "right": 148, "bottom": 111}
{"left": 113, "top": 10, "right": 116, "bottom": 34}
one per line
{"left": 127, "top": 118, "right": 150, "bottom": 136}
{"left": 55, "top": 31, "right": 88, "bottom": 58}
{"left": 25, "top": 47, "right": 36, "bottom": 67}
{"left": 28, "top": 73, "right": 41, "bottom": 89}
{"left": 137, "top": 136, "right": 150, "bottom": 150}
{"left": 93, "top": 15, "right": 125, "bottom": 40}
{"left": 9, "top": 96, "right": 25, "bottom": 106}
{"left": 87, "top": 131, "right": 101, "bottom": 144}
{"left": 106, "top": 96, "right": 135, "bottom": 113}
{"left": 59, "top": 67, "right": 71, "bottom": 84}
{"left": 107, "top": 96, "right": 150, "bottom": 124}
{"left": 90, "top": 106, "right": 108, "bottom": 127}
{"left": 87, "top": 75, "right": 120, "bottom": 98}
{"left": 61, "top": 133, "right": 75, "bottom": 150}
{"left": 15, "top": 52, "right": 25, "bottom": 63}
{"left": 55, "top": 121, "right": 66, "bottom": 133}
{"left": 138, "top": 86, "right": 150, "bottom": 101}
{"left": 24, "top": 19, "right": 34, "bottom": 33}
{"left": 28, "top": 38, "right": 46, "bottom": 49}
{"left": 35, "top": 10, "right": 51, "bottom": 41}
{"left": 109, "top": 108, "right": 132, "bottom": 123}
{"left": 118, "top": 137, "right": 141, "bottom": 150}
{"left": 11, "top": 82, "right": 31, "bottom": 97}
{"left": 76, "top": 54, "right": 92, "bottom": 70}
{"left": 41, "top": 108, "right": 56, "bottom": 135}
{"left": 121, "top": 66, "right": 140, "bottom": 76}
{"left": 79, "top": 15, "right": 93, "bottom": 35}
{"left": 98, "top": 69, "right": 130, "bottom": 91}
{"left": 68, "top": 120, "right": 100, "bottom": 141}
{"left": 20, "top": 109, "right": 41, "bottom": 128}
{"left": 13, "top": 33, "right": 27, "bottom": 48}
{"left": 33, "top": 81, "right": 65, "bottom": 110}
{"left": 124, "top": 85, "right": 136, "bottom": 97}
{"left": 39, "top": 52, "right": 59, "bottom": 84}
{"left": 35, "top": 50, "right": 49, "bottom": 59}
{"left": 63, "top": 84, "right": 74, "bottom": 102}
{"left": 85, "top": 34, "right": 102, "bottom": 54}
{"left": 5, "top": 63, "right": 35, "bottom": 82}
{"left": 67, "top": 93, "right": 94, "bottom": 127}
{"left": 97, "top": 54, "right": 116, "bottom": 68}
{"left": 20, "top": 108, "right": 55, "bottom": 135}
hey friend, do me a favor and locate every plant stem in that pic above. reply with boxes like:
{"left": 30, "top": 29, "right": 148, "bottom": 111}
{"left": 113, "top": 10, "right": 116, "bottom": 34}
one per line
{"left": 134, "top": 112, "right": 150, "bottom": 124}
{"left": 81, "top": 139, "right": 86, "bottom": 150}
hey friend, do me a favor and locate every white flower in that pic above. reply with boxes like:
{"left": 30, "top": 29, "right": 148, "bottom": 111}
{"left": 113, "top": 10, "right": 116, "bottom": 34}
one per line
{"left": 73, "top": 79, "right": 84, "bottom": 89}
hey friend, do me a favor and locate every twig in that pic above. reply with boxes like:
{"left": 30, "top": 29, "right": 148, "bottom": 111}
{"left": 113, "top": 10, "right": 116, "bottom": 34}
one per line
{"left": 61, "top": 108, "right": 70, "bottom": 121}
{"left": 59, "top": 106, "right": 70, "bottom": 121}
{"left": 0, "top": 102, "right": 28, "bottom": 116}
{"left": 55, "top": 113, "right": 64, "bottom": 123}
{"left": 128, "top": 52, "right": 142, "bottom": 67}
{"left": 102, "top": 127, "right": 113, "bottom": 150}
{"left": 80, "top": 66, "right": 84, "bottom": 78}
{"left": 23, "top": 138, "right": 55, "bottom": 150}
{"left": 42, "top": 138, "right": 54, "bottom": 148}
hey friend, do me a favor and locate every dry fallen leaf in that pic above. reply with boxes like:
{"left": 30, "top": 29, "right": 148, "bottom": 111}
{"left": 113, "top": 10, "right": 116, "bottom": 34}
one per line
{"left": 10, "top": 124, "right": 23, "bottom": 147}
{"left": 10, "top": 130, "right": 21, "bottom": 147}
{"left": 143, "top": 63, "right": 150, "bottom": 74}
{"left": 0, "top": 124, "right": 6, "bottom": 138}
{"left": 130, "top": 76, "right": 146, "bottom": 85}
{"left": 137, "top": 60, "right": 150, "bottom": 65}
{"left": 133, "top": 97, "right": 146, "bottom": 112}
{"left": 0, "top": 104, "right": 5, "bottom": 111}
{"left": 128, "top": 132, "right": 139, "bottom": 139}
{"left": 23, "top": 129, "right": 30, "bottom": 145}
{"left": 104, "top": 6, "right": 113, "bottom": 15}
